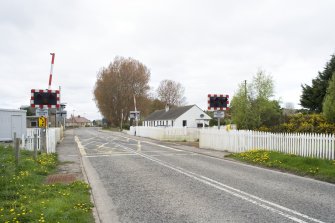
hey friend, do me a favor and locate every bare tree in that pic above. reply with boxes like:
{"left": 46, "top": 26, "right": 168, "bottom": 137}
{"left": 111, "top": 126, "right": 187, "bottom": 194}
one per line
{"left": 93, "top": 57, "right": 151, "bottom": 127}
{"left": 156, "top": 79, "right": 186, "bottom": 107}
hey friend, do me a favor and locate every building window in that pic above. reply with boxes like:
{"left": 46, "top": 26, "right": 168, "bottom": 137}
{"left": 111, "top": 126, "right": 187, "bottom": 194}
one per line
{"left": 183, "top": 120, "right": 187, "bottom": 127}
{"left": 31, "top": 121, "right": 37, "bottom": 127}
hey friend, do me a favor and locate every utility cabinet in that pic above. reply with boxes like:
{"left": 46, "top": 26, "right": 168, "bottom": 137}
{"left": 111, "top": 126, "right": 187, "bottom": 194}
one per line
{"left": 0, "top": 109, "right": 27, "bottom": 141}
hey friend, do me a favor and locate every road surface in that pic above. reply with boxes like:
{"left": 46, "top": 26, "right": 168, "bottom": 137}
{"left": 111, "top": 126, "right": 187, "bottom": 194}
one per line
{"left": 75, "top": 128, "right": 335, "bottom": 223}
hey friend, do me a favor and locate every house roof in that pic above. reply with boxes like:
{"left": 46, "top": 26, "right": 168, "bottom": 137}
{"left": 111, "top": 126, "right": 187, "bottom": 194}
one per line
{"left": 144, "top": 105, "right": 194, "bottom": 121}
{"left": 66, "top": 115, "right": 91, "bottom": 123}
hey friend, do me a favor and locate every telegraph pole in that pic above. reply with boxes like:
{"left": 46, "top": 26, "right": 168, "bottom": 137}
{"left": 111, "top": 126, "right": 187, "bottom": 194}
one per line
{"left": 133, "top": 95, "right": 138, "bottom": 127}
{"left": 120, "top": 109, "right": 123, "bottom": 130}
{"left": 244, "top": 80, "right": 247, "bottom": 98}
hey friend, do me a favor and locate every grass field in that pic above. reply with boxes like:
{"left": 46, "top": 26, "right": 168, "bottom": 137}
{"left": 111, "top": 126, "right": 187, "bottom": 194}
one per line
{"left": 0, "top": 145, "right": 94, "bottom": 223}
{"left": 227, "top": 149, "right": 335, "bottom": 183}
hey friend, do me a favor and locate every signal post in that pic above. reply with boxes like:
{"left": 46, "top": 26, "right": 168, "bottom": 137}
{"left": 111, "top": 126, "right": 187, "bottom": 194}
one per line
{"left": 29, "top": 53, "right": 61, "bottom": 153}
{"left": 207, "top": 94, "right": 230, "bottom": 129}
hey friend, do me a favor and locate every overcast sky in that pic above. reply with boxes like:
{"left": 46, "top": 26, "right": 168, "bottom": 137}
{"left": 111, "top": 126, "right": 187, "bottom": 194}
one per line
{"left": 1, "top": 0, "right": 335, "bottom": 120}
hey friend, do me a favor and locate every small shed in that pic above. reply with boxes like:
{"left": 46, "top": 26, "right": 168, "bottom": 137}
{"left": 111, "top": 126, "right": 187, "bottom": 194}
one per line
{"left": 0, "top": 109, "right": 27, "bottom": 141}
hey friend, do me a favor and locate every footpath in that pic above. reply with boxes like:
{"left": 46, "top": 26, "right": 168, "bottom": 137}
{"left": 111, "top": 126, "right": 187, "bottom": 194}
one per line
{"left": 47, "top": 129, "right": 84, "bottom": 184}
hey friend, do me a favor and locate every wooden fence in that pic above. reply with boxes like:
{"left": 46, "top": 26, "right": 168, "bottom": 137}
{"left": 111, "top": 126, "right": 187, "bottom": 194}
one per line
{"left": 200, "top": 129, "right": 335, "bottom": 160}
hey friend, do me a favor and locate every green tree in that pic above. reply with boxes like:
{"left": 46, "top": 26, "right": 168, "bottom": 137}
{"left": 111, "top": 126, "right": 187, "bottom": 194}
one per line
{"left": 323, "top": 72, "right": 335, "bottom": 123}
{"left": 231, "top": 71, "right": 282, "bottom": 130}
{"left": 230, "top": 81, "right": 253, "bottom": 129}
{"left": 300, "top": 54, "right": 335, "bottom": 112}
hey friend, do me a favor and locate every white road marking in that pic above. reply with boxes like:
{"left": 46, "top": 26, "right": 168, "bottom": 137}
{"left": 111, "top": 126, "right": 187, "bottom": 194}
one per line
{"left": 150, "top": 153, "right": 197, "bottom": 157}
{"left": 97, "top": 142, "right": 109, "bottom": 148}
{"left": 83, "top": 140, "right": 100, "bottom": 146}
{"left": 80, "top": 137, "right": 96, "bottom": 142}
{"left": 141, "top": 150, "right": 183, "bottom": 153}
{"left": 116, "top": 143, "right": 324, "bottom": 223}
{"left": 141, "top": 141, "right": 183, "bottom": 152}
{"left": 84, "top": 154, "right": 138, "bottom": 158}
{"left": 75, "top": 136, "right": 87, "bottom": 156}
{"left": 117, "top": 136, "right": 183, "bottom": 152}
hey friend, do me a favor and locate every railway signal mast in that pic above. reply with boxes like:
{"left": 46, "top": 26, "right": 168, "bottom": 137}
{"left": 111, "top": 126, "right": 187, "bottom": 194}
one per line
{"left": 29, "top": 53, "right": 60, "bottom": 151}
{"left": 207, "top": 94, "right": 230, "bottom": 129}
{"left": 30, "top": 53, "right": 61, "bottom": 124}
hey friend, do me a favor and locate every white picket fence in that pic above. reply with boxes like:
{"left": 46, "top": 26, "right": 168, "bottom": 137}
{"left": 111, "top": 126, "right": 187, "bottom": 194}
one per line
{"left": 22, "top": 128, "right": 63, "bottom": 153}
{"left": 200, "top": 129, "right": 335, "bottom": 160}
{"left": 129, "top": 126, "right": 200, "bottom": 141}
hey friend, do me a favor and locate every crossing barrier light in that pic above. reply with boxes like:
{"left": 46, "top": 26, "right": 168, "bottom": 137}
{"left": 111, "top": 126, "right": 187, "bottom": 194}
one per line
{"left": 34, "top": 92, "right": 57, "bottom": 105}
{"left": 207, "top": 94, "right": 229, "bottom": 111}
{"left": 31, "top": 89, "right": 60, "bottom": 109}
{"left": 210, "top": 96, "right": 228, "bottom": 108}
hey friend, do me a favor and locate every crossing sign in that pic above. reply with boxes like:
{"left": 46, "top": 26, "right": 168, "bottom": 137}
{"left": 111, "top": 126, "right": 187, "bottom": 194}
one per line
{"left": 214, "top": 111, "right": 225, "bottom": 118}
{"left": 38, "top": 117, "right": 47, "bottom": 128}
{"left": 36, "top": 108, "right": 48, "bottom": 117}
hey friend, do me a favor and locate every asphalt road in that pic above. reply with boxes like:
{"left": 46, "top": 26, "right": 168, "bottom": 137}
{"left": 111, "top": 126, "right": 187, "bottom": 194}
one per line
{"left": 75, "top": 128, "right": 335, "bottom": 223}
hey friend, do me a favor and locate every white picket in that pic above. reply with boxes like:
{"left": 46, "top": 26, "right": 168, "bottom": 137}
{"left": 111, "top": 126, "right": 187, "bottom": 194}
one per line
{"left": 129, "top": 126, "right": 335, "bottom": 160}
{"left": 199, "top": 129, "right": 335, "bottom": 160}
{"left": 24, "top": 128, "right": 63, "bottom": 154}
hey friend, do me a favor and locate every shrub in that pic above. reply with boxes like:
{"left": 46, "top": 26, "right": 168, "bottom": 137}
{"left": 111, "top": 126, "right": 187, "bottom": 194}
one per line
{"left": 269, "top": 113, "right": 335, "bottom": 134}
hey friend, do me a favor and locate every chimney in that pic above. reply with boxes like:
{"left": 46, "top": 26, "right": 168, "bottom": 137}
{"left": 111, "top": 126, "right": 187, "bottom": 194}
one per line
{"left": 165, "top": 104, "right": 169, "bottom": 112}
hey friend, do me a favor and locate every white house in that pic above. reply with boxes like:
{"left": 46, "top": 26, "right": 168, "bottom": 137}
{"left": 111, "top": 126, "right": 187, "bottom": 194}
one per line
{"left": 143, "top": 105, "right": 211, "bottom": 128}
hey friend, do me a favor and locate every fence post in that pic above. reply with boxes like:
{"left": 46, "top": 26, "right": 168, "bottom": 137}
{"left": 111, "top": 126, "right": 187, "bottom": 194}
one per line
{"left": 33, "top": 133, "right": 38, "bottom": 160}
{"left": 40, "top": 129, "right": 46, "bottom": 153}
{"left": 13, "top": 132, "right": 16, "bottom": 149}
{"left": 15, "top": 136, "right": 20, "bottom": 167}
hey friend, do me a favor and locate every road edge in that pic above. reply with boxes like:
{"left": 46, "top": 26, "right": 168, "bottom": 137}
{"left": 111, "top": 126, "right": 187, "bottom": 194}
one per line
{"left": 75, "top": 135, "right": 120, "bottom": 223}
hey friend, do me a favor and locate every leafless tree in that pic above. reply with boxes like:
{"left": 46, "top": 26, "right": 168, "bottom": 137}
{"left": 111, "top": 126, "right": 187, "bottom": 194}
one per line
{"left": 156, "top": 79, "right": 186, "bottom": 107}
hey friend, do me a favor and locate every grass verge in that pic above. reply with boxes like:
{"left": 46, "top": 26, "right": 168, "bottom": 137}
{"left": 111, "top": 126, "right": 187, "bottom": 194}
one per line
{"left": 226, "top": 149, "right": 335, "bottom": 183}
{"left": 0, "top": 145, "right": 94, "bottom": 223}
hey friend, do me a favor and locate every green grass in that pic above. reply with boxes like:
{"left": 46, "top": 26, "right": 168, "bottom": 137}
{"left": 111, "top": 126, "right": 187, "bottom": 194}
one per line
{"left": 227, "top": 149, "right": 335, "bottom": 183}
{"left": 0, "top": 145, "right": 94, "bottom": 223}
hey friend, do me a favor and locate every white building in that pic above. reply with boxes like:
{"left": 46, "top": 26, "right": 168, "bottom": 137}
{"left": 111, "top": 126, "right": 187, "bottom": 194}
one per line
{"left": 0, "top": 108, "right": 27, "bottom": 141}
{"left": 143, "top": 105, "right": 211, "bottom": 128}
